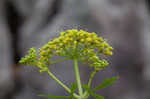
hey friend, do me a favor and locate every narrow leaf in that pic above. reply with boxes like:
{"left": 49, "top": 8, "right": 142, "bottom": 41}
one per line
{"left": 38, "top": 94, "right": 69, "bottom": 99}
{"left": 70, "top": 83, "right": 77, "bottom": 94}
{"left": 68, "top": 83, "right": 77, "bottom": 99}
{"left": 93, "top": 76, "right": 119, "bottom": 92}
{"left": 83, "top": 84, "right": 93, "bottom": 94}
{"left": 83, "top": 85, "right": 104, "bottom": 99}
{"left": 92, "top": 93, "right": 104, "bottom": 99}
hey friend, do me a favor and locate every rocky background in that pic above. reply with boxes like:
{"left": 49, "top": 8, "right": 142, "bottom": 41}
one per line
{"left": 0, "top": 0, "right": 150, "bottom": 99}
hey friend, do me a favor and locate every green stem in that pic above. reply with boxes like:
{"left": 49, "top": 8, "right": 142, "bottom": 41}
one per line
{"left": 88, "top": 70, "right": 97, "bottom": 87}
{"left": 83, "top": 70, "right": 97, "bottom": 98}
{"left": 74, "top": 58, "right": 83, "bottom": 97}
{"left": 51, "top": 58, "right": 70, "bottom": 64}
{"left": 47, "top": 69, "right": 80, "bottom": 99}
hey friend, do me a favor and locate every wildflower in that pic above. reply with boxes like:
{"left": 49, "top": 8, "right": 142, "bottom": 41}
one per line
{"left": 20, "top": 29, "right": 113, "bottom": 71}
{"left": 19, "top": 29, "right": 115, "bottom": 99}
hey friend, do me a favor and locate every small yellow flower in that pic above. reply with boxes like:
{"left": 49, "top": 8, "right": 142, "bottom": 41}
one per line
{"left": 69, "top": 38, "right": 73, "bottom": 41}
{"left": 108, "top": 47, "right": 113, "bottom": 51}
{"left": 38, "top": 62, "right": 44, "bottom": 67}
{"left": 59, "top": 43, "right": 64, "bottom": 47}
{"left": 74, "top": 41, "right": 77, "bottom": 46}
{"left": 46, "top": 49, "right": 52, "bottom": 54}
{"left": 86, "top": 37, "right": 92, "bottom": 42}
{"left": 39, "top": 56, "right": 46, "bottom": 61}
{"left": 53, "top": 38, "right": 60, "bottom": 43}
{"left": 80, "top": 39, "right": 84, "bottom": 43}
{"left": 79, "top": 32, "right": 85, "bottom": 37}
{"left": 56, "top": 50, "right": 62, "bottom": 54}
{"left": 94, "top": 40, "right": 100, "bottom": 45}
{"left": 59, "top": 36, "right": 65, "bottom": 41}
{"left": 60, "top": 32, "right": 65, "bottom": 36}
{"left": 102, "top": 42, "right": 109, "bottom": 47}
{"left": 40, "top": 51, "right": 46, "bottom": 56}
{"left": 63, "top": 39, "right": 68, "bottom": 44}
{"left": 50, "top": 45, "right": 57, "bottom": 50}
{"left": 104, "top": 48, "right": 113, "bottom": 55}
{"left": 97, "top": 37, "right": 103, "bottom": 42}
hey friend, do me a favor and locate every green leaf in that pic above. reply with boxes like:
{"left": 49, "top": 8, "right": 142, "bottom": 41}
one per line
{"left": 83, "top": 84, "right": 92, "bottom": 94}
{"left": 70, "top": 83, "right": 77, "bottom": 94}
{"left": 92, "top": 76, "right": 119, "bottom": 92}
{"left": 92, "top": 94, "right": 104, "bottom": 99}
{"left": 38, "top": 94, "right": 69, "bottom": 99}
{"left": 39, "top": 83, "right": 77, "bottom": 99}
{"left": 68, "top": 83, "right": 77, "bottom": 99}
{"left": 83, "top": 84, "right": 104, "bottom": 99}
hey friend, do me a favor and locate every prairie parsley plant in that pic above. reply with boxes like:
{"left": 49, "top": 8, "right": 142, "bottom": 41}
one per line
{"left": 19, "top": 29, "right": 118, "bottom": 99}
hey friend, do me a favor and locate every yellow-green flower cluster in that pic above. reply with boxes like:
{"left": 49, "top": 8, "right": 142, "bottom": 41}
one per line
{"left": 38, "top": 29, "right": 113, "bottom": 71}
{"left": 19, "top": 29, "right": 113, "bottom": 71}
{"left": 89, "top": 56, "right": 109, "bottom": 71}
{"left": 19, "top": 48, "right": 38, "bottom": 66}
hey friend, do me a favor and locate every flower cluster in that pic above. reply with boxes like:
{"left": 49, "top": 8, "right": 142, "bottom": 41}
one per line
{"left": 19, "top": 29, "right": 113, "bottom": 71}
{"left": 89, "top": 56, "right": 109, "bottom": 71}
{"left": 19, "top": 48, "right": 38, "bottom": 66}
{"left": 38, "top": 29, "right": 113, "bottom": 71}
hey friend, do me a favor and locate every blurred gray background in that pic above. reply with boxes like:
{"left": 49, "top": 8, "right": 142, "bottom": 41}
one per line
{"left": 0, "top": 0, "right": 150, "bottom": 99}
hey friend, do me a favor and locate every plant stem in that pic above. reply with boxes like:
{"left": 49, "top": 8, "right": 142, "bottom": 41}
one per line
{"left": 83, "top": 70, "right": 97, "bottom": 98}
{"left": 47, "top": 69, "right": 80, "bottom": 99}
{"left": 88, "top": 70, "right": 97, "bottom": 87}
{"left": 74, "top": 58, "right": 83, "bottom": 97}
{"left": 51, "top": 58, "right": 70, "bottom": 64}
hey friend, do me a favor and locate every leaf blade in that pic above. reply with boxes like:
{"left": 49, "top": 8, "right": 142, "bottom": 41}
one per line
{"left": 83, "top": 84, "right": 104, "bottom": 99}
{"left": 68, "top": 83, "right": 77, "bottom": 99}
{"left": 92, "top": 93, "right": 104, "bottom": 99}
{"left": 92, "top": 76, "right": 119, "bottom": 92}
{"left": 38, "top": 94, "right": 69, "bottom": 99}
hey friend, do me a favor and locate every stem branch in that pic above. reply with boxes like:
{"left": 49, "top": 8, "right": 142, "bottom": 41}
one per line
{"left": 88, "top": 70, "right": 97, "bottom": 87}
{"left": 74, "top": 58, "right": 83, "bottom": 96}
{"left": 51, "top": 58, "right": 70, "bottom": 64}
{"left": 47, "top": 69, "right": 80, "bottom": 99}
{"left": 83, "top": 70, "right": 97, "bottom": 98}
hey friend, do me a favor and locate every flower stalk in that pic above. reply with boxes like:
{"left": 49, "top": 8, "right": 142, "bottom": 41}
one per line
{"left": 47, "top": 68, "right": 80, "bottom": 99}
{"left": 74, "top": 58, "right": 83, "bottom": 97}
